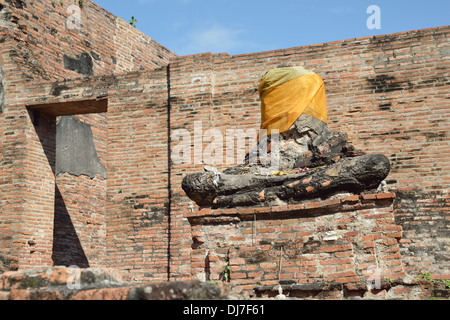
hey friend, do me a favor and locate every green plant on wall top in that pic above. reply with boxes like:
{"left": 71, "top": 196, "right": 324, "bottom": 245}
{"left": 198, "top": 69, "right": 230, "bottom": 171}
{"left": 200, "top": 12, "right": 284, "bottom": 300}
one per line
{"left": 51, "top": 0, "right": 84, "bottom": 8}
{"left": 128, "top": 16, "right": 138, "bottom": 28}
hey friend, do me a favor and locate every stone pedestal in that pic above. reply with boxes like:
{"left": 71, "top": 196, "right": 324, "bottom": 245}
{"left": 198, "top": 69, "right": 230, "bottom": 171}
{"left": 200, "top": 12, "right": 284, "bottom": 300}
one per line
{"left": 183, "top": 192, "right": 424, "bottom": 299}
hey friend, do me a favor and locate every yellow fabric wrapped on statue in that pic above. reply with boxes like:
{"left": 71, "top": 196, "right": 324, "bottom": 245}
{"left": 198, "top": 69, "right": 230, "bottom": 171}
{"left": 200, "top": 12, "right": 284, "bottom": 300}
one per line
{"left": 259, "top": 66, "right": 328, "bottom": 135}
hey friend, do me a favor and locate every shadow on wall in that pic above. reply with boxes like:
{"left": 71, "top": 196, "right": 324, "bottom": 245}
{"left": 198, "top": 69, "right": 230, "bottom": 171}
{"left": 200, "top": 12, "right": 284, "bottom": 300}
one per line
{"left": 30, "top": 109, "right": 90, "bottom": 268}
{"left": 52, "top": 184, "right": 90, "bottom": 268}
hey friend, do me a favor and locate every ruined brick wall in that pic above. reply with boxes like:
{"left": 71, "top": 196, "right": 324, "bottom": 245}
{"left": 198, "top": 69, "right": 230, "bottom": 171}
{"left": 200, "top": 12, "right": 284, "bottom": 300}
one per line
{"left": 106, "top": 69, "right": 171, "bottom": 282}
{"left": 5, "top": 68, "right": 172, "bottom": 280}
{"left": 185, "top": 194, "right": 410, "bottom": 299}
{"left": 1, "top": 0, "right": 448, "bottom": 285}
{"left": 168, "top": 26, "right": 449, "bottom": 282}
{"left": 0, "top": 0, "right": 176, "bottom": 270}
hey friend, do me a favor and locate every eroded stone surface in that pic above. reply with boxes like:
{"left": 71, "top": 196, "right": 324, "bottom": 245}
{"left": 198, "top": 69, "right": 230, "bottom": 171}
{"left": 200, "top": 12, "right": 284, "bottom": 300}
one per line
{"left": 183, "top": 154, "right": 391, "bottom": 208}
{"left": 56, "top": 116, "right": 107, "bottom": 179}
{"left": 0, "top": 267, "right": 248, "bottom": 300}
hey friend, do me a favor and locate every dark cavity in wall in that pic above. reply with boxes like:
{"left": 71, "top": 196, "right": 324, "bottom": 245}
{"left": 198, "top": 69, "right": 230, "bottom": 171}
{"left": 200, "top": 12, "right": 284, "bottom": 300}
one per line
{"left": 63, "top": 52, "right": 94, "bottom": 76}
{"left": 11, "top": 0, "right": 26, "bottom": 9}
{"left": 51, "top": 84, "right": 69, "bottom": 97}
{"left": 367, "top": 75, "right": 414, "bottom": 94}
{"left": 379, "top": 103, "right": 392, "bottom": 111}
{"left": 56, "top": 116, "right": 106, "bottom": 179}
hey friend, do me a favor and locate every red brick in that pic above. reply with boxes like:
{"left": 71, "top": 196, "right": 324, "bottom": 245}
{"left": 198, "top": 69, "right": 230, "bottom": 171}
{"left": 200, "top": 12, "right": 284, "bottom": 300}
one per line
{"left": 197, "top": 208, "right": 212, "bottom": 216}
{"left": 265, "top": 220, "right": 282, "bottom": 226}
{"left": 334, "top": 276, "right": 361, "bottom": 284}
{"left": 254, "top": 207, "right": 271, "bottom": 214}
{"left": 320, "top": 244, "right": 353, "bottom": 253}
{"left": 362, "top": 194, "right": 377, "bottom": 201}
{"left": 289, "top": 203, "right": 306, "bottom": 211}
{"left": 393, "top": 286, "right": 411, "bottom": 295}
{"left": 322, "top": 181, "right": 331, "bottom": 188}
{"left": 335, "top": 251, "right": 353, "bottom": 258}
{"left": 383, "top": 225, "right": 403, "bottom": 232}
{"left": 271, "top": 206, "right": 288, "bottom": 213}
{"left": 302, "top": 177, "right": 312, "bottom": 184}
{"left": 327, "top": 271, "right": 357, "bottom": 278}
{"left": 323, "top": 198, "right": 341, "bottom": 207}
{"left": 343, "top": 195, "right": 360, "bottom": 203}
{"left": 337, "top": 264, "right": 355, "bottom": 271}
{"left": 260, "top": 262, "right": 277, "bottom": 269}
{"left": 344, "top": 231, "right": 359, "bottom": 239}
{"left": 298, "top": 261, "right": 316, "bottom": 267}
{"left": 376, "top": 193, "right": 396, "bottom": 200}
{"left": 222, "top": 208, "right": 239, "bottom": 215}
{"left": 364, "top": 241, "right": 376, "bottom": 249}
{"left": 320, "top": 258, "right": 352, "bottom": 266}
{"left": 305, "top": 201, "right": 322, "bottom": 209}
{"left": 238, "top": 208, "right": 256, "bottom": 215}
{"left": 382, "top": 232, "right": 403, "bottom": 239}
{"left": 257, "top": 228, "right": 274, "bottom": 234}
{"left": 381, "top": 252, "right": 402, "bottom": 260}
{"left": 360, "top": 234, "right": 381, "bottom": 241}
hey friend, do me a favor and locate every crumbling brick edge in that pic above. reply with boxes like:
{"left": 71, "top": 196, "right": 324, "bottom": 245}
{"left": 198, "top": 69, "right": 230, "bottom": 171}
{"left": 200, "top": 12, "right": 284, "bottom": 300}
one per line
{"left": 0, "top": 267, "right": 447, "bottom": 300}
{"left": 0, "top": 267, "right": 246, "bottom": 300}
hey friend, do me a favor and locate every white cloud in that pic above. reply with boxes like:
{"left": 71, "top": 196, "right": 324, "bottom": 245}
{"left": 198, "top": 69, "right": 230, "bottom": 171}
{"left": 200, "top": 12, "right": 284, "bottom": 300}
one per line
{"left": 178, "top": 23, "right": 257, "bottom": 55}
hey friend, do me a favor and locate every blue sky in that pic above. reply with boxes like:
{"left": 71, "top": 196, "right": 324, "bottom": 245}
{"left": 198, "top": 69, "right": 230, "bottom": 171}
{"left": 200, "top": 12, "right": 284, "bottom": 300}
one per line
{"left": 93, "top": 0, "right": 449, "bottom": 56}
